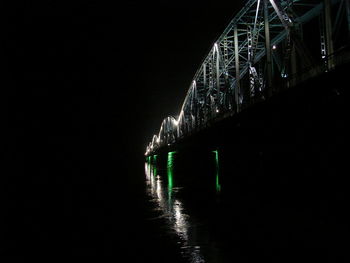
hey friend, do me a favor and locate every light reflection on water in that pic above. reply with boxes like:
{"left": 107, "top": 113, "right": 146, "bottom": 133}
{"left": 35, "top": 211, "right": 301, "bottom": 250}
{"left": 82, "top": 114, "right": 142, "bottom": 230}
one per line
{"left": 143, "top": 138, "right": 346, "bottom": 263}
{"left": 145, "top": 153, "right": 206, "bottom": 263}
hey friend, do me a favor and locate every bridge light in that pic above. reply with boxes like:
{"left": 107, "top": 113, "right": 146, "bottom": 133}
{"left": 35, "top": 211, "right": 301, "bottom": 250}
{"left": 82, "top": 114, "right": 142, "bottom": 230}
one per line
{"left": 214, "top": 42, "right": 218, "bottom": 51}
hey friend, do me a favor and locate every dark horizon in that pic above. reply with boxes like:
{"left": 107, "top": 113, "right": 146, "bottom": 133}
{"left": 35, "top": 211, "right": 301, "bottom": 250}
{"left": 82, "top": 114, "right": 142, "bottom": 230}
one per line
{"left": 3, "top": 1, "right": 245, "bottom": 153}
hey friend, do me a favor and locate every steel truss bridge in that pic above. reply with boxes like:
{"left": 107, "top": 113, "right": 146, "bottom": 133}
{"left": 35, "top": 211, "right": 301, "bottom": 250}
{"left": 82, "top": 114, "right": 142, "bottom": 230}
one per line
{"left": 146, "top": 0, "right": 350, "bottom": 156}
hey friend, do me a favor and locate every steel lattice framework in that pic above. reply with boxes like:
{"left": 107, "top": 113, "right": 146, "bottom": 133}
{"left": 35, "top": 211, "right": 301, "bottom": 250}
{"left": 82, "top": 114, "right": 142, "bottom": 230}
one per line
{"left": 146, "top": 0, "right": 350, "bottom": 156}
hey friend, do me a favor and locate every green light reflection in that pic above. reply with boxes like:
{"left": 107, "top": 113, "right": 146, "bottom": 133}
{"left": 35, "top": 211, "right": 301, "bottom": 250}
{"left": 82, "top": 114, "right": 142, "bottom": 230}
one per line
{"left": 153, "top": 155, "right": 157, "bottom": 177}
{"left": 213, "top": 150, "right": 221, "bottom": 192}
{"left": 167, "top": 151, "right": 176, "bottom": 191}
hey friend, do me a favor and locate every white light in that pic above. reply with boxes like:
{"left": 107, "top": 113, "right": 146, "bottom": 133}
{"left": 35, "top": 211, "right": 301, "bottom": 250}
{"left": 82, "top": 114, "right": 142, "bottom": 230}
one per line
{"left": 272, "top": 45, "right": 277, "bottom": 50}
{"left": 156, "top": 177, "right": 162, "bottom": 201}
{"left": 216, "top": 109, "right": 219, "bottom": 113}
{"left": 173, "top": 200, "right": 188, "bottom": 239}
{"left": 214, "top": 42, "right": 218, "bottom": 52}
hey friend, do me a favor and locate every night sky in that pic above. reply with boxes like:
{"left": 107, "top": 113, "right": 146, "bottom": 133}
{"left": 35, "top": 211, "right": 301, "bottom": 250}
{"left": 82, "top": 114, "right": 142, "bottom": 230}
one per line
{"left": 3, "top": 0, "right": 244, "bottom": 155}
{"left": 2, "top": 0, "right": 245, "bottom": 256}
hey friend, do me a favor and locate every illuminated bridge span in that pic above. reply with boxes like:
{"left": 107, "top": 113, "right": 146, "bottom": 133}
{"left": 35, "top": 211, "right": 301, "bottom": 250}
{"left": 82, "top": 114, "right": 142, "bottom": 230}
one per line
{"left": 146, "top": 0, "right": 350, "bottom": 156}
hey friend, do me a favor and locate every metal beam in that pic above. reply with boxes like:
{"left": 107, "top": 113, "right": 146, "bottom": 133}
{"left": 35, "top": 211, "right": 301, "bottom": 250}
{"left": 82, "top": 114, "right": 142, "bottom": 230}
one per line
{"left": 264, "top": 0, "right": 273, "bottom": 93}
{"left": 269, "top": 0, "right": 292, "bottom": 30}
{"left": 319, "top": 12, "right": 328, "bottom": 69}
{"left": 203, "top": 63, "right": 207, "bottom": 88}
{"left": 215, "top": 44, "right": 221, "bottom": 111}
{"left": 234, "top": 25, "right": 241, "bottom": 112}
{"left": 324, "top": 0, "right": 335, "bottom": 70}
{"left": 247, "top": 27, "right": 255, "bottom": 99}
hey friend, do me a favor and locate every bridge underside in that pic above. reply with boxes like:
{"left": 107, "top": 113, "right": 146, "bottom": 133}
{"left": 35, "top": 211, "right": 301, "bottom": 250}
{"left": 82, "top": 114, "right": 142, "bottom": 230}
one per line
{"left": 151, "top": 61, "right": 347, "bottom": 159}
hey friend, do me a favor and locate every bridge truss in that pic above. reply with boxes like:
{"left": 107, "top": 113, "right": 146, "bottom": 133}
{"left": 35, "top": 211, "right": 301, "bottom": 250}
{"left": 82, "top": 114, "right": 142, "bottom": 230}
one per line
{"left": 146, "top": 0, "right": 350, "bottom": 156}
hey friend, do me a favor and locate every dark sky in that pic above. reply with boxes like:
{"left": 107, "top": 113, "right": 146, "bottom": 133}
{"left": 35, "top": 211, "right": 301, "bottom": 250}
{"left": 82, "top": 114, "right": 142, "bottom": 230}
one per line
{"left": 1, "top": 0, "right": 249, "bottom": 188}
{"left": 3, "top": 1, "right": 244, "bottom": 157}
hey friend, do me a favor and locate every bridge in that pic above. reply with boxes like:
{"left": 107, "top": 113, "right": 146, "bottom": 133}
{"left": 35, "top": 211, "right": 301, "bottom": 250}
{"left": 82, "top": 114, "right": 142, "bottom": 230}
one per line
{"left": 145, "top": 0, "right": 350, "bottom": 156}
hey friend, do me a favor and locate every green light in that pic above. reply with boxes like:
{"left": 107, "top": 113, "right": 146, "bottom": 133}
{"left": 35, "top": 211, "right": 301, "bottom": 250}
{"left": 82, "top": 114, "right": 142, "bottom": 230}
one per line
{"left": 167, "top": 151, "right": 176, "bottom": 190}
{"left": 216, "top": 174, "right": 221, "bottom": 192}
{"left": 153, "top": 155, "right": 157, "bottom": 177}
{"left": 213, "top": 150, "right": 221, "bottom": 192}
{"left": 147, "top": 156, "right": 151, "bottom": 172}
{"left": 153, "top": 155, "right": 157, "bottom": 163}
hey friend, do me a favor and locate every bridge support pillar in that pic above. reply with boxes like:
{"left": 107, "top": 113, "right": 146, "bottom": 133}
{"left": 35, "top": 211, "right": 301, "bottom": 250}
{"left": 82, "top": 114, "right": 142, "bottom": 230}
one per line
{"left": 290, "top": 43, "right": 297, "bottom": 87}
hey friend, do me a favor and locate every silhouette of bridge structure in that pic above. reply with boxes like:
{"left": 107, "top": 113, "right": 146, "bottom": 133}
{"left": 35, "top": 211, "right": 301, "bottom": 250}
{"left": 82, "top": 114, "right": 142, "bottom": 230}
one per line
{"left": 146, "top": 0, "right": 350, "bottom": 156}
